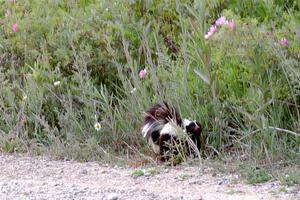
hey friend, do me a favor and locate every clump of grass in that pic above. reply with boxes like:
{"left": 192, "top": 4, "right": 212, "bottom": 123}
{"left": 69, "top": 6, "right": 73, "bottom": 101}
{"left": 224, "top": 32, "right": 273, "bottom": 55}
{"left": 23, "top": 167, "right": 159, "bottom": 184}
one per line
{"left": 178, "top": 173, "right": 192, "bottom": 180}
{"left": 278, "top": 170, "right": 300, "bottom": 186}
{"left": 131, "top": 169, "right": 145, "bottom": 178}
{"left": 226, "top": 190, "right": 245, "bottom": 195}
{"left": 244, "top": 167, "right": 273, "bottom": 184}
{"left": 160, "top": 125, "right": 203, "bottom": 165}
{"left": 131, "top": 168, "right": 159, "bottom": 178}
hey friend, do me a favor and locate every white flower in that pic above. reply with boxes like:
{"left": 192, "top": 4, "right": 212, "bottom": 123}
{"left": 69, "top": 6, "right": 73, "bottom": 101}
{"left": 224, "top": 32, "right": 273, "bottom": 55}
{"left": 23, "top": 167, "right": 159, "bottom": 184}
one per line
{"left": 54, "top": 81, "right": 61, "bottom": 86}
{"left": 22, "top": 95, "right": 27, "bottom": 101}
{"left": 94, "top": 122, "right": 101, "bottom": 131}
{"left": 130, "top": 88, "right": 137, "bottom": 94}
{"left": 5, "top": 9, "right": 11, "bottom": 18}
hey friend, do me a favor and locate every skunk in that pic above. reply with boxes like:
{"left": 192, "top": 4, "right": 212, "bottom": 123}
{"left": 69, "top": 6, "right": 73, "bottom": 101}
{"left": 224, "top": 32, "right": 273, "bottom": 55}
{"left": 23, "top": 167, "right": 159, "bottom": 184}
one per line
{"left": 141, "top": 101, "right": 202, "bottom": 161}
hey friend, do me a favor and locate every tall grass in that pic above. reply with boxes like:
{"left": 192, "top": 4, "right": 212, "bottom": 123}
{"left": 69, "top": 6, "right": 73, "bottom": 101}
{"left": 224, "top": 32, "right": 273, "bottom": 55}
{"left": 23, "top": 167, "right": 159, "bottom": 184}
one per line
{"left": 0, "top": 0, "right": 299, "bottom": 166}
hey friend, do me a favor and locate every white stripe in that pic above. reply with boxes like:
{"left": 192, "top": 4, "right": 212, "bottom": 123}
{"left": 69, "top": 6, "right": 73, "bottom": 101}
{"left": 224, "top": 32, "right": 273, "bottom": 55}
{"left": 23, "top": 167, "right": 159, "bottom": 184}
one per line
{"left": 183, "top": 118, "right": 192, "bottom": 127}
{"left": 141, "top": 123, "right": 151, "bottom": 137}
{"left": 141, "top": 121, "right": 165, "bottom": 138}
{"left": 160, "top": 123, "right": 177, "bottom": 137}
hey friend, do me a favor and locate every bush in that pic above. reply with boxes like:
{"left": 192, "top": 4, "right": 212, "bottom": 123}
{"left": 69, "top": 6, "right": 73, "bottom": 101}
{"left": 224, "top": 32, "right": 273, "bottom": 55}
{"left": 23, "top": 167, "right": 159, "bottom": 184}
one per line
{"left": 0, "top": 0, "right": 299, "bottom": 165}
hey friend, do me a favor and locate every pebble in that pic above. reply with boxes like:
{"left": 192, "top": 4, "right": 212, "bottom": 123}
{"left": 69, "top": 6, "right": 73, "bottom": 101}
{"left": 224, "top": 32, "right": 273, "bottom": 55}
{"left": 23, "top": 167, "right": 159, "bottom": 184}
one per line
{"left": 188, "top": 180, "right": 202, "bottom": 185}
{"left": 80, "top": 168, "right": 88, "bottom": 175}
{"left": 107, "top": 193, "right": 118, "bottom": 200}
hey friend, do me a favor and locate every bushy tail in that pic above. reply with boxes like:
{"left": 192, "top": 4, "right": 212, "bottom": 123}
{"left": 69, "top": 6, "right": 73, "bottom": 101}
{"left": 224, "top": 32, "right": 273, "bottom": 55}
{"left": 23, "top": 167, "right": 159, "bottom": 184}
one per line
{"left": 144, "top": 101, "right": 182, "bottom": 125}
{"left": 142, "top": 101, "right": 182, "bottom": 140}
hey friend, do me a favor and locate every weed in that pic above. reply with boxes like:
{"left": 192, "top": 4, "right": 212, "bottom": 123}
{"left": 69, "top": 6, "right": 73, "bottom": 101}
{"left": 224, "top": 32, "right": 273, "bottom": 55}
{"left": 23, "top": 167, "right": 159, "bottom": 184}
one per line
{"left": 178, "top": 173, "right": 192, "bottom": 180}
{"left": 131, "top": 168, "right": 159, "bottom": 178}
{"left": 245, "top": 167, "right": 273, "bottom": 184}
{"left": 279, "top": 171, "right": 300, "bottom": 186}
{"left": 226, "top": 190, "right": 245, "bottom": 195}
{"left": 131, "top": 169, "right": 145, "bottom": 178}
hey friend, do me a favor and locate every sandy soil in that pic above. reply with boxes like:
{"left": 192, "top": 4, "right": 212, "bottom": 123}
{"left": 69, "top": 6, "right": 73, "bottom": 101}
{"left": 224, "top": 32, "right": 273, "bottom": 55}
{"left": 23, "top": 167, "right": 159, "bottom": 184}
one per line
{"left": 0, "top": 153, "right": 299, "bottom": 200}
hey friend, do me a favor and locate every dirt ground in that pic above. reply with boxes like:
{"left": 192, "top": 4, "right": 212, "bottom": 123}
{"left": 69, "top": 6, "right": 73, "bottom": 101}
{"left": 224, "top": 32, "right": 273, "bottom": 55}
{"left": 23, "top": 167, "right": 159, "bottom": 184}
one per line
{"left": 0, "top": 153, "right": 299, "bottom": 200}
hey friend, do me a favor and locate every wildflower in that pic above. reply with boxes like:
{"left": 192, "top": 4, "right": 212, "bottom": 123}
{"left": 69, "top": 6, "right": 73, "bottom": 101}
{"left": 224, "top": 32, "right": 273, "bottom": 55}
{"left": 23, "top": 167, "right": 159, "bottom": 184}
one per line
{"left": 204, "top": 25, "right": 217, "bottom": 39}
{"left": 216, "top": 16, "right": 228, "bottom": 26}
{"left": 12, "top": 23, "right": 18, "bottom": 33}
{"left": 22, "top": 95, "right": 27, "bottom": 101}
{"left": 53, "top": 81, "right": 61, "bottom": 86}
{"left": 280, "top": 38, "right": 288, "bottom": 46}
{"left": 94, "top": 122, "right": 101, "bottom": 131}
{"left": 130, "top": 87, "right": 137, "bottom": 94}
{"left": 209, "top": 25, "right": 217, "bottom": 34}
{"left": 139, "top": 69, "right": 147, "bottom": 79}
{"left": 5, "top": 10, "right": 11, "bottom": 18}
{"left": 229, "top": 19, "right": 235, "bottom": 31}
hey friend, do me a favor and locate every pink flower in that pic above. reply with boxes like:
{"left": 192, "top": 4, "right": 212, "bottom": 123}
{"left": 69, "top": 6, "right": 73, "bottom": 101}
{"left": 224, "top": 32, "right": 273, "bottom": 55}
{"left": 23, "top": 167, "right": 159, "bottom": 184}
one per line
{"left": 229, "top": 19, "right": 235, "bottom": 31}
{"left": 12, "top": 23, "right": 18, "bottom": 33}
{"left": 280, "top": 38, "right": 288, "bottom": 46}
{"left": 204, "top": 25, "right": 217, "bottom": 39}
{"left": 209, "top": 25, "right": 217, "bottom": 34}
{"left": 139, "top": 69, "right": 147, "bottom": 79}
{"left": 216, "top": 16, "right": 228, "bottom": 26}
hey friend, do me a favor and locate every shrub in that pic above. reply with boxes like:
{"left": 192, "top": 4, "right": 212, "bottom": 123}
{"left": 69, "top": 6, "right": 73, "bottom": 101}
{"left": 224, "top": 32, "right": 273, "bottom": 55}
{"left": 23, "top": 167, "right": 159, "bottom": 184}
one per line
{"left": 0, "top": 0, "right": 299, "bottom": 165}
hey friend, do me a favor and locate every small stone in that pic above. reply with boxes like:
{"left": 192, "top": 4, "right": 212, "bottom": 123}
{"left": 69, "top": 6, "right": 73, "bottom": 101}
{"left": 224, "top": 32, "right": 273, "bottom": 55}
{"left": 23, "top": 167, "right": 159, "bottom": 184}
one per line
{"left": 218, "top": 180, "right": 225, "bottom": 185}
{"left": 80, "top": 168, "right": 88, "bottom": 175}
{"left": 188, "top": 180, "right": 202, "bottom": 185}
{"left": 107, "top": 193, "right": 118, "bottom": 200}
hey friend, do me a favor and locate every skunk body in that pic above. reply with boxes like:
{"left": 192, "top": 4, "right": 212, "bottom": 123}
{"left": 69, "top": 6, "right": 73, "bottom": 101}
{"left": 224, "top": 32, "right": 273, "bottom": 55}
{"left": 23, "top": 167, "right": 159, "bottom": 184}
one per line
{"left": 141, "top": 101, "right": 202, "bottom": 161}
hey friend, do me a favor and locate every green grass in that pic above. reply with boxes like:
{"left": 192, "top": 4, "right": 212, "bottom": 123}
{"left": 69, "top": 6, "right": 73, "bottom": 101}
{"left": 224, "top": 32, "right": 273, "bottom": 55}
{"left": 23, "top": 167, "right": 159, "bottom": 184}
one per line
{"left": 277, "top": 168, "right": 300, "bottom": 186}
{"left": 0, "top": 0, "right": 299, "bottom": 177}
{"left": 245, "top": 167, "right": 273, "bottom": 184}
{"left": 226, "top": 190, "right": 245, "bottom": 195}
{"left": 131, "top": 168, "right": 159, "bottom": 178}
{"left": 178, "top": 173, "right": 192, "bottom": 180}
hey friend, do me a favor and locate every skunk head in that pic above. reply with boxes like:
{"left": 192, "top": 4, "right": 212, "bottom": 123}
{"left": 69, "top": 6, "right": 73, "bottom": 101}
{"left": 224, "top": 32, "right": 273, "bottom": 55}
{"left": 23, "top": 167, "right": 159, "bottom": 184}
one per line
{"left": 183, "top": 119, "right": 202, "bottom": 150}
{"left": 183, "top": 119, "right": 202, "bottom": 136}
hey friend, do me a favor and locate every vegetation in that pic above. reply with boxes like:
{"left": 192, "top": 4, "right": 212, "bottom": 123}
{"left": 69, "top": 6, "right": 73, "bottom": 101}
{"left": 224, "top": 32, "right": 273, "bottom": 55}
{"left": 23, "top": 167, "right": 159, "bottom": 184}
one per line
{"left": 0, "top": 0, "right": 299, "bottom": 182}
{"left": 131, "top": 168, "right": 159, "bottom": 178}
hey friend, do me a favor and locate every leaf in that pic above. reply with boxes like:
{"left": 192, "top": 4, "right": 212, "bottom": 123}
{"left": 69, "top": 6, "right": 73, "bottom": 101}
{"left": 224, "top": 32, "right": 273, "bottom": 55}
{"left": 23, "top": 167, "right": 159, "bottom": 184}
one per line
{"left": 193, "top": 69, "right": 210, "bottom": 85}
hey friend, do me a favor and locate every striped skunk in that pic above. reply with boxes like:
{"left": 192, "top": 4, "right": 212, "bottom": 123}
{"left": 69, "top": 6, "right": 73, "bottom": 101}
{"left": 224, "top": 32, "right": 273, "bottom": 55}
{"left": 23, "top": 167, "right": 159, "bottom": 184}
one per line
{"left": 141, "top": 101, "right": 202, "bottom": 161}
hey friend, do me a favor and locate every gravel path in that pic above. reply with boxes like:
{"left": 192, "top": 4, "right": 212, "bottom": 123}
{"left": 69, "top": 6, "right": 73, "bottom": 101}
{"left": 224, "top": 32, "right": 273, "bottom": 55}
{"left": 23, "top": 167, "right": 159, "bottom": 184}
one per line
{"left": 0, "top": 154, "right": 298, "bottom": 200}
